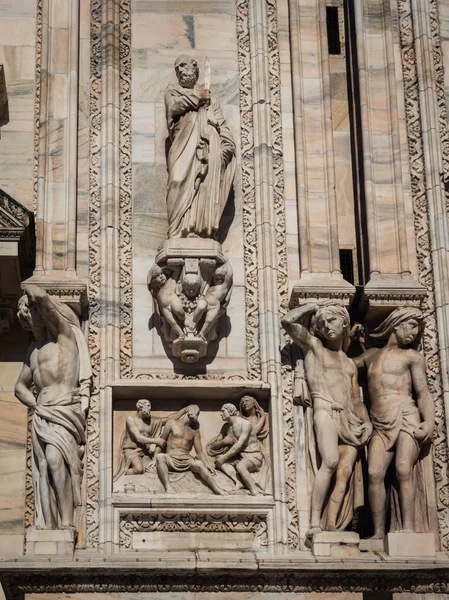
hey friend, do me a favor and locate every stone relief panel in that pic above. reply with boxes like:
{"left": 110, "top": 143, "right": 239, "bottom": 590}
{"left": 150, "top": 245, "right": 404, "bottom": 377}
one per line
{"left": 119, "top": 512, "right": 268, "bottom": 552}
{"left": 131, "top": 0, "right": 246, "bottom": 376}
{"left": 112, "top": 396, "right": 271, "bottom": 497}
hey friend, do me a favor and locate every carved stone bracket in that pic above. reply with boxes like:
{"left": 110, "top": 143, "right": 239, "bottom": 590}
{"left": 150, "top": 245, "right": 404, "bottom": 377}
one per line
{"left": 20, "top": 277, "right": 88, "bottom": 320}
{"left": 148, "top": 238, "right": 233, "bottom": 363}
{"left": 361, "top": 276, "right": 427, "bottom": 325}
{"left": 290, "top": 278, "right": 355, "bottom": 309}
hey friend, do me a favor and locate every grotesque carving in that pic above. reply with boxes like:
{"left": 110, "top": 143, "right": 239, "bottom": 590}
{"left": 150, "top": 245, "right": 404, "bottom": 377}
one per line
{"left": 114, "top": 400, "right": 186, "bottom": 480}
{"left": 156, "top": 404, "right": 225, "bottom": 495}
{"left": 165, "top": 55, "right": 236, "bottom": 239}
{"left": 354, "top": 307, "right": 436, "bottom": 538}
{"left": 282, "top": 303, "right": 372, "bottom": 536}
{"left": 148, "top": 56, "right": 236, "bottom": 363}
{"left": 14, "top": 286, "right": 92, "bottom": 531}
{"left": 207, "top": 402, "right": 269, "bottom": 496}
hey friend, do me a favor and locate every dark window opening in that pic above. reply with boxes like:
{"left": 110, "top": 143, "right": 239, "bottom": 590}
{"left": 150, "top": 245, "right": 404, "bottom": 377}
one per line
{"left": 340, "top": 248, "right": 355, "bottom": 285}
{"left": 326, "top": 6, "right": 341, "bottom": 55}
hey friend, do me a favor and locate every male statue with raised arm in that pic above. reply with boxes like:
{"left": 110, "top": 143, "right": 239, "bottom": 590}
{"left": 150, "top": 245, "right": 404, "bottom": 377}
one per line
{"left": 15, "top": 286, "right": 91, "bottom": 531}
{"left": 282, "top": 302, "right": 372, "bottom": 536}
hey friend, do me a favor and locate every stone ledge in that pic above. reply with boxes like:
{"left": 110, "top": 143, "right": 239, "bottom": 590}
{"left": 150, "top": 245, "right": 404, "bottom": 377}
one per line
{"left": 1, "top": 557, "right": 449, "bottom": 600}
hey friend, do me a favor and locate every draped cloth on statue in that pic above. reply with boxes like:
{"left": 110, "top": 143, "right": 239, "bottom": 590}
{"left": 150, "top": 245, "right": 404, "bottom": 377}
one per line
{"left": 31, "top": 316, "right": 91, "bottom": 530}
{"left": 165, "top": 86, "right": 236, "bottom": 239}
{"left": 371, "top": 397, "right": 438, "bottom": 542}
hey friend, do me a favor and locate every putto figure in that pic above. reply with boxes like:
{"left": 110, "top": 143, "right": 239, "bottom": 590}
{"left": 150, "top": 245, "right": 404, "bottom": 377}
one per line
{"left": 114, "top": 400, "right": 186, "bottom": 480}
{"left": 354, "top": 307, "right": 436, "bottom": 538}
{"left": 156, "top": 404, "right": 225, "bottom": 495}
{"left": 282, "top": 303, "right": 372, "bottom": 536}
{"left": 14, "top": 286, "right": 92, "bottom": 531}
{"left": 165, "top": 55, "right": 236, "bottom": 239}
{"left": 208, "top": 403, "right": 269, "bottom": 496}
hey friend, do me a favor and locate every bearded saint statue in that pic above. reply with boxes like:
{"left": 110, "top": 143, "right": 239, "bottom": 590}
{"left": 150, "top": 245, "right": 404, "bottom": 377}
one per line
{"left": 164, "top": 55, "right": 236, "bottom": 239}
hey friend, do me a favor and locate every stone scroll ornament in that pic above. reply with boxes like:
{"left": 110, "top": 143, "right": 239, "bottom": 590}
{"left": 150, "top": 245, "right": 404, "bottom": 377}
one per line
{"left": 148, "top": 55, "right": 236, "bottom": 363}
{"left": 354, "top": 307, "right": 438, "bottom": 539}
{"left": 281, "top": 303, "right": 372, "bottom": 538}
{"left": 14, "top": 285, "right": 92, "bottom": 532}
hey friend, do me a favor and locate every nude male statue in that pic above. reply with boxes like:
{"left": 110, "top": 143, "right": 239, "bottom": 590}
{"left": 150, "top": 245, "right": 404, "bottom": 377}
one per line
{"left": 208, "top": 403, "right": 268, "bottom": 496}
{"left": 114, "top": 400, "right": 186, "bottom": 480}
{"left": 15, "top": 285, "right": 92, "bottom": 530}
{"left": 354, "top": 307, "right": 435, "bottom": 538}
{"left": 156, "top": 404, "right": 225, "bottom": 495}
{"left": 282, "top": 303, "right": 372, "bottom": 535}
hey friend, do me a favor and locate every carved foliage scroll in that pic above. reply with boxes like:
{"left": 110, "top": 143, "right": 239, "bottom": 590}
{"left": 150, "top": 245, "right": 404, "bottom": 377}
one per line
{"left": 398, "top": 0, "right": 449, "bottom": 549}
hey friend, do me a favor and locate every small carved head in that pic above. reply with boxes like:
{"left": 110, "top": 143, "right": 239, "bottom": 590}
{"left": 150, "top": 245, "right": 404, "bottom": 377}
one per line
{"left": 174, "top": 55, "right": 199, "bottom": 89}
{"left": 17, "top": 294, "right": 44, "bottom": 332}
{"left": 313, "top": 304, "right": 350, "bottom": 349}
{"left": 148, "top": 265, "right": 167, "bottom": 292}
{"left": 182, "top": 273, "right": 201, "bottom": 298}
{"left": 186, "top": 404, "right": 200, "bottom": 424}
{"left": 371, "top": 307, "right": 424, "bottom": 349}
{"left": 213, "top": 264, "right": 227, "bottom": 285}
{"left": 220, "top": 403, "right": 238, "bottom": 421}
{"left": 136, "top": 399, "right": 152, "bottom": 417}
{"left": 239, "top": 395, "right": 256, "bottom": 416}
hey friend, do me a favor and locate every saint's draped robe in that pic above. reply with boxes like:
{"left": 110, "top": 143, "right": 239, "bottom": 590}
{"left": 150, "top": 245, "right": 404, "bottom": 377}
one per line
{"left": 164, "top": 86, "right": 236, "bottom": 239}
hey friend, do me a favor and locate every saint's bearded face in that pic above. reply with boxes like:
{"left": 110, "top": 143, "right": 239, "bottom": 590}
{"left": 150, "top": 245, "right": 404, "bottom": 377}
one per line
{"left": 176, "top": 58, "right": 199, "bottom": 89}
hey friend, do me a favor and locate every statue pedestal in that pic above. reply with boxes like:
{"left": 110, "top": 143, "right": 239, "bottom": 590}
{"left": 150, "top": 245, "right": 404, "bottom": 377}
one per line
{"left": 25, "top": 528, "right": 75, "bottom": 556}
{"left": 310, "top": 531, "right": 360, "bottom": 558}
{"left": 359, "top": 537, "right": 385, "bottom": 553}
{"left": 385, "top": 532, "right": 435, "bottom": 557}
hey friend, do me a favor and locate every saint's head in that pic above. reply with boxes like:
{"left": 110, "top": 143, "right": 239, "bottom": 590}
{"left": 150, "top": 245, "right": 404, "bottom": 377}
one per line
{"left": 174, "top": 55, "right": 199, "bottom": 89}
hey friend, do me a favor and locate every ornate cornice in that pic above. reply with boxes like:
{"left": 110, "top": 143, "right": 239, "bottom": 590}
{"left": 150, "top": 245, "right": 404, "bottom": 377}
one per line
{"left": 1, "top": 562, "right": 449, "bottom": 600}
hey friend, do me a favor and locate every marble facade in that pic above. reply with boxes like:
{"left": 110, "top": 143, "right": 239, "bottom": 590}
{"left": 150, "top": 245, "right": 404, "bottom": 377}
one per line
{"left": 1, "top": 0, "right": 449, "bottom": 599}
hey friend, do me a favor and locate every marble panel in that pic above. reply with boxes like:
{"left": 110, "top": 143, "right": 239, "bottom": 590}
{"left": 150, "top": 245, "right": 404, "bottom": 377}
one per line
{"left": 0, "top": 9, "right": 36, "bottom": 211}
{"left": 133, "top": 14, "right": 194, "bottom": 51}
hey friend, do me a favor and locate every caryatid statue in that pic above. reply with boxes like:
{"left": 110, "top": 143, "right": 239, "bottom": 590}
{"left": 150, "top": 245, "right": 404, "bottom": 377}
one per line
{"left": 354, "top": 307, "right": 436, "bottom": 538}
{"left": 282, "top": 303, "right": 372, "bottom": 537}
{"left": 14, "top": 286, "right": 92, "bottom": 531}
{"left": 165, "top": 54, "right": 236, "bottom": 239}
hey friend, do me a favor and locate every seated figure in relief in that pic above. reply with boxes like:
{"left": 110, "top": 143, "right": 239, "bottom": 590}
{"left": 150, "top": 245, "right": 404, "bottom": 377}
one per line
{"left": 156, "top": 404, "right": 225, "bottom": 495}
{"left": 164, "top": 54, "right": 236, "bottom": 239}
{"left": 114, "top": 400, "right": 186, "bottom": 481}
{"left": 208, "top": 403, "right": 269, "bottom": 496}
{"left": 282, "top": 302, "right": 372, "bottom": 536}
{"left": 354, "top": 307, "right": 436, "bottom": 538}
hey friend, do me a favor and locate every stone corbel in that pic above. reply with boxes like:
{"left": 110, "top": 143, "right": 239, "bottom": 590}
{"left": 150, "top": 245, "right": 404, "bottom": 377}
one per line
{"left": 21, "top": 276, "right": 87, "bottom": 320}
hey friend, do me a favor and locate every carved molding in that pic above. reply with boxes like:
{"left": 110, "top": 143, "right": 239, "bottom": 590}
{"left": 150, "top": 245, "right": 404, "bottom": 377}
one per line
{"left": 398, "top": 0, "right": 449, "bottom": 550}
{"left": 32, "top": 0, "right": 42, "bottom": 215}
{"left": 119, "top": 0, "right": 133, "bottom": 378}
{"left": 86, "top": 0, "right": 103, "bottom": 549}
{"left": 119, "top": 513, "right": 268, "bottom": 550}
{"left": 2, "top": 566, "right": 449, "bottom": 600}
{"left": 0, "top": 188, "right": 35, "bottom": 277}
{"left": 237, "top": 0, "right": 261, "bottom": 381}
